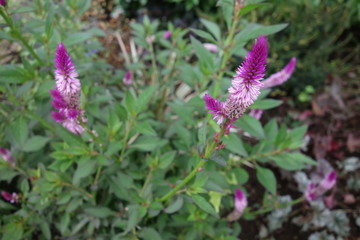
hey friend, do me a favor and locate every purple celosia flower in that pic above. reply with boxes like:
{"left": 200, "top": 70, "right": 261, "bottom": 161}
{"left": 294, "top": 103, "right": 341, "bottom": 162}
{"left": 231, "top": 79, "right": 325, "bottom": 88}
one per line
{"left": 0, "top": 147, "right": 15, "bottom": 166}
{"left": 0, "top": 0, "right": 6, "bottom": 7}
{"left": 205, "top": 35, "right": 268, "bottom": 125}
{"left": 54, "top": 43, "right": 80, "bottom": 96}
{"left": 1, "top": 191, "right": 19, "bottom": 203}
{"left": 51, "top": 43, "right": 85, "bottom": 135}
{"left": 234, "top": 188, "right": 248, "bottom": 214}
{"left": 305, "top": 170, "right": 337, "bottom": 202}
{"left": 163, "top": 31, "right": 171, "bottom": 39}
{"left": 203, "top": 93, "right": 225, "bottom": 125}
{"left": 228, "top": 35, "right": 268, "bottom": 106}
{"left": 203, "top": 43, "right": 219, "bottom": 53}
{"left": 262, "top": 57, "right": 296, "bottom": 89}
{"left": 248, "top": 109, "right": 263, "bottom": 120}
{"left": 123, "top": 71, "right": 132, "bottom": 85}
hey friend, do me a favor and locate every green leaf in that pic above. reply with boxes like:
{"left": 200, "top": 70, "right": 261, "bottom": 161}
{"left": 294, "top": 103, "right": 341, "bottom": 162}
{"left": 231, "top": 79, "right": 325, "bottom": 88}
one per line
{"left": 269, "top": 153, "right": 306, "bottom": 171}
{"left": 198, "top": 122, "right": 207, "bottom": 146}
{"left": 235, "top": 115, "right": 265, "bottom": 139}
{"left": 209, "top": 191, "right": 223, "bottom": 213}
{"left": 191, "top": 29, "right": 216, "bottom": 42}
{"left": 125, "top": 205, "right": 147, "bottom": 234}
{"left": 210, "top": 151, "right": 227, "bottom": 166}
{"left": 0, "top": 30, "right": 16, "bottom": 41}
{"left": 139, "top": 228, "right": 163, "bottom": 240}
{"left": 192, "top": 195, "right": 219, "bottom": 217}
{"left": 256, "top": 166, "right": 276, "bottom": 195}
{"left": 251, "top": 99, "right": 283, "bottom": 110}
{"left": 164, "top": 196, "right": 183, "bottom": 214}
{"left": 55, "top": 125, "right": 86, "bottom": 147}
{"left": 84, "top": 207, "right": 115, "bottom": 218}
{"left": 158, "top": 151, "right": 176, "bottom": 169}
{"left": 200, "top": 18, "right": 221, "bottom": 41}
{"left": 22, "top": 136, "right": 50, "bottom": 152}
{"left": 190, "top": 36, "right": 215, "bottom": 74}
{"left": 2, "top": 222, "right": 24, "bottom": 240}
{"left": 218, "top": 0, "right": 234, "bottom": 30}
{"left": 132, "top": 136, "right": 168, "bottom": 151}
{"left": 45, "top": 3, "right": 54, "bottom": 39}
{"left": 134, "top": 121, "right": 157, "bottom": 136}
{"left": 238, "top": 3, "right": 265, "bottom": 17}
{"left": 264, "top": 119, "right": 278, "bottom": 140}
{"left": 40, "top": 220, "right": 51, "bottom": 240}
{"left": 9, "top": 117, "right": 28, "bottom": 148}
{"left": 72, "top": 158, "right": 96, "bottom": 185}
{"left": 124, "top": 90, "right": 138, "bottom": 116}
{"left": 223, "top": 134, "right": 248, "bottom": 156}
{"left": 234, "top": 23, "right": 288, "bottom": 47}
{"left": 232, "top": 168, "right": 249, "bottom": 185}
{"left": 272, "top": 152, "right": 313, "bottom": 170}
{"left": 63, "top": 32, "right": 94, "bottom": 46}
{"left": 138, "top": 85, "right": 157, "bottom": 112}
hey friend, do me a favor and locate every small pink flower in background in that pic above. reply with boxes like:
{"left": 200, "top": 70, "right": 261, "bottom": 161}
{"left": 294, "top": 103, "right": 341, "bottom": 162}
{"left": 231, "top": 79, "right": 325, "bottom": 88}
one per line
{"left": 249, "top": 109, "right": 263, "bottom": 120}
{"left": 234, "top": 188, "right": 248, "bottom": 214}
{"left": 305, "top": 183, "right": 317, "bottom": 201}
{"left": 0, "top": 0, "right": 6, "bottom": 7}
{"left": 304, "top": 170, "right": 337, "bottom": 202}
{"left": 0, "top": 147, "right": 15, "bottom": 166}
{"left": 205, "top": 35, "right": 268, "bottom": 126}
{"left": 51, "top": 43, "right": 85, "bottom": 135}
{"left": 227, "top": 188, "right": 248, "bottom": 221}
{"left": 163, "top": 31, "right": 171, "bottom": 39}
{"left": 123, "top": 71, "right": 132, "bottom": 85}
{"left": 203, "top": 43, "right": 219, "bottom": 53}
{"left": 146, "top": 35, "right": 155, "bottom": 44}
{"left": 262, "top": 57, "right": 296, "bottom": 89}
{"left": 318, "top": 170, "right": 336, "bottom": 194}
{"left": 1, "top": 192, "right": 19, "bottom": 203}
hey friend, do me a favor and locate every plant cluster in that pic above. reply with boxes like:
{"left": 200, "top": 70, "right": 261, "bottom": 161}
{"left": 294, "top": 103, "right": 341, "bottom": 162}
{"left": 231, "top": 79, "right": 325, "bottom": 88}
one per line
{"left": 0, "top": 1, "right": 348, "bottom": 239}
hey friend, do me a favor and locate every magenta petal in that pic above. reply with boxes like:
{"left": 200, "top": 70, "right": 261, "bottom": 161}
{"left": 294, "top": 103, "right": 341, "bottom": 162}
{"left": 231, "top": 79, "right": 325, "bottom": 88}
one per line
{"left": 234, "top": 188, "right": 247, "bottom": 214}
{"left": 262, "top": 57, "right": 297, "bottom": 89}
{"left": 51, "top": 111, "right": 66, "bottom": 123}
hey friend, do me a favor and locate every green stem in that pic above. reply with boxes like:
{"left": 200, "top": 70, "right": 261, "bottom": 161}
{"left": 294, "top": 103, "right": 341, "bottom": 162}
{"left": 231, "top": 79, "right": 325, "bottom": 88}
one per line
{"left": 0, "top": 8, "right": 45, "bottom": 66}
{"left": 59, "top": 181, "right": 94, "bottom": 200}
{"left": 119, "top": 117, "right": 135, "bottom": 163}
{"left": 158, "top": 128, "right": 226, "bottom": 203}
{"left": 26, "top": 110, "right": 56, "bottom": 133}
{"left": 140, "top": 169, "right": 153, "bottom": 197}
{"left": 149, "top": 41, "right": 158, "bottom": 84}
{"left": 212, "top": 17, "right": 239, "bottom": 98}
{"left": 248, "top": 197, "right": 305, "bottom": 216}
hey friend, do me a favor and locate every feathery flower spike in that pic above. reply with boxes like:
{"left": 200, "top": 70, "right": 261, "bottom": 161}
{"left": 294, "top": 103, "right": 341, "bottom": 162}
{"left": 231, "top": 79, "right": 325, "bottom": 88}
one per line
{"left": 228, "top": 35, "right": 268, "bottom": 107}
{"left": 203, "top": 93, "right": 225, "bottom": 125}
{"left": 204, "top": 35, "right": 268, "bottom": 126}
{"left": 51, "top": 43, "right": 85, "bottom": 135}
{"left": 262, "top": 57, "right": 296, "bottom": 89}
{"left": 55, "top": 43, "right": 80, "bottom": 96}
